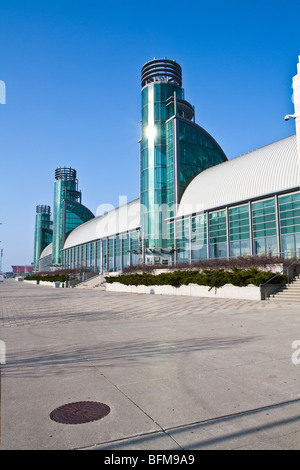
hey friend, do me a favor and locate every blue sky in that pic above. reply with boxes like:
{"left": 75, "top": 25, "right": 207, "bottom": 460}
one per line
{"left": 0, "top": 0, "right": 299, "bottom": 272}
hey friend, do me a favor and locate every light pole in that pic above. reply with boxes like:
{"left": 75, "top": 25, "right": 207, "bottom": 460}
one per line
{"left": 284, "top": 113, "right": 300, "bottom": 121}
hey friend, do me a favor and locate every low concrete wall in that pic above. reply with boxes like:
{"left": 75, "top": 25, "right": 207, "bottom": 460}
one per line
{"left": 23, "top": 280, "right": 60, "bottom": 287}
{"left": 105, "top": 282, "right": 266, "bottom": 300}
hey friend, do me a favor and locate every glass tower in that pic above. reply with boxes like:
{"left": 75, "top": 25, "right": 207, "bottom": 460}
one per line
{"left": 33, "top": 205, "right": 53, "bottom": 270}
{"left": 140, "top": 58, "right": 227, "bottom": 258}
{"left": 52, "top": 167, "right": 94, "bottom": 265}
{"left": 140, "top": 59, "right": 184, "bottom": 250}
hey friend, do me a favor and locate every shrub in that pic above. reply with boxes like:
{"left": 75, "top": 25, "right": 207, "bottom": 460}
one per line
{"left": 105, "top": 268, "right": 288, "bottom": 289}
{"left": 120, "top": 255, "right": 295, "bottom": 275}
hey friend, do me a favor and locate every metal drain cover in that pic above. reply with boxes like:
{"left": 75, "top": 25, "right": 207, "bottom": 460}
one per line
{"left": 50, "top": 401, "right": 110, "bottom": 424}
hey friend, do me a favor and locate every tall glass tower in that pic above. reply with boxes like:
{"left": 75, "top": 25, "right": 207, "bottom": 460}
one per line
{"left": 140, "top": 59, "right": 184, "bottom": 251}
{"left": 52, "top": 167, "right": 94, "bottom": 265}
{"left": 140, "top": 58, "right": 227, "bottom": 258}
{"left": 33, "top": 205, "right": 53, "bottom": 270}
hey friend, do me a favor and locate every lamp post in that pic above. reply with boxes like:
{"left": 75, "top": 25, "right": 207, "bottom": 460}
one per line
{"left": 284, "top": 113, "right": 300, "bottom": 121}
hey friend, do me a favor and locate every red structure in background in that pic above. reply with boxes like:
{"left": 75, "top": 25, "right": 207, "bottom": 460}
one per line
{"left": 11, "top": 265, "right": 34, "bottom": 276}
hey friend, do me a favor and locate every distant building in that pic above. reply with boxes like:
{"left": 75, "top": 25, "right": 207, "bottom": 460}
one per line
{"left": 34, "top": 167, "right": 94, "bottom": 270}
{"left": 33, "top": 205, "right": 52, "bottom": 270}
{"left": 12, "top": 265, "right": 34, "bottom": 276}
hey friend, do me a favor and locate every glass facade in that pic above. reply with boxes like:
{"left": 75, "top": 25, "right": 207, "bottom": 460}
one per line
{"left": 62, "top": 229, "right": 142, "bottom": 273}
{"left": 62, "top": 192, "right": 300, "bottom": 272}
{"left": 64, "top": 200, "right": 94, "bottom": 240}
{"left": 33, "top": 205, "right": 53, "bottom": 269}
{"left": 252, "top": 199, "right": 277, "bottom": 256}
{"left": 229, "top": 205, "right": 251, "bottom": 257}
{"left": 209, "top": 210, "right": 227, "bottom": 259}
{"left": 52, "top": 176, "right": 78, "bottom": 265}
{"left": 52, "top": 167, "right": 94, "bottom": 265}
{"left": 42, "top": 59, "right": 300, "bottom": 275}
{"left": 279, "top": 192, "right": 300, "bottom": 258}
{"left": 176, "top": 218, "right": 190, "bottom": 263}
{"left": 191, "top": 214, "right": 207, "bottom": 261}
{"left": 167, "top": 191, "right": 300, "bottom": 264}
{"left": 176, "top": 119, "right": 227, "bottom": 202}
{"left": 166, "top": 118, "right": 227, "bottom": 223}
{"left": 140, "top": 59, "right": 227, "bottom": 257}
{"left": 141, "top": 82, "right": 183, "bottom": 249}
{"left": 166, "top": 120, "right": 175, "bottom": 215}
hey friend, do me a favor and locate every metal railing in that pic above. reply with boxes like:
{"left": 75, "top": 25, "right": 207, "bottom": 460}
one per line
{"left": 260, "top": 258, "right": 300, "bottom": 288}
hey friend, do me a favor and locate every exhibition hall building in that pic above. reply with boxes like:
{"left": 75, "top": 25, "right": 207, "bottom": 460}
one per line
{"left": 33, "top": 56, "right": 300, "bottom": 273}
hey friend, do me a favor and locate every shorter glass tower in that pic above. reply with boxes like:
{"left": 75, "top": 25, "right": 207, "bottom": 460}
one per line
{"left": 52, "top": 167, "right": 94, "bottom": 265}
{"left": 33, "top": 205, "right": 53, "bottom": 270}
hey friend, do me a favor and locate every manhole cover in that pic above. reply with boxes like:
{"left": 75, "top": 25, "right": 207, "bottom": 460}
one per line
{"left": 50, "top": 401, "right": 110, "bottom": 424}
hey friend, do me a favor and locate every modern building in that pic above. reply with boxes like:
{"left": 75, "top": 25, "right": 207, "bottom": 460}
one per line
{"left": 33, "top": 205, "right": 52, "bottom": 270}
{"left": 140, "top": 59, "right": 227, "bottom": 254}
{"left": 36, "top": 167, "right": 94, "bottom": 270}
{"left": 52, "top": 166, "right": 94, "bottom": 266}
{"left": 37, "top": 56, "right": 300, "bottom": 273}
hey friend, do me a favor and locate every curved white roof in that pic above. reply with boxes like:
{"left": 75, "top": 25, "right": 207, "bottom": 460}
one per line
{"left": 177, "top": 134, "right": 299, "bottom": 217}
{"left": 63, "top": 198, "right": 140, "bottom": 249}
{"left": 40, "top": 242, "right": 52, "bottom": 259}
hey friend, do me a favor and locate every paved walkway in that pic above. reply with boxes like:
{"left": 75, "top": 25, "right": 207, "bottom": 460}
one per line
{"left": 0, "top": 279, "right": 300, "bottom": 450}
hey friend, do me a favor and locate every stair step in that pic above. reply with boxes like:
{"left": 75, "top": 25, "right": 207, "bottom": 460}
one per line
{"left": 271, "top": 294, "right": 300, "bottom": 299}
{"left": 269, "top": 274, "right": 300, "bottom": 301}
{"left": 74, "top": 274, "right": 106, "bottom": 289}
{"left": 274, "top": 294, "right": 300, "bottom": 298}
{"left": 276, "top": 286, "right": 300, "bottom": 290}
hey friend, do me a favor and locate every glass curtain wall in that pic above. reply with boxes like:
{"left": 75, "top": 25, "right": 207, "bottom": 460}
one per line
{"left": 191, "top": 214, "right": 207, "bottom": 261}
{"left": 115, "top": 236, "right": 122, "bottom": 271}
{"left": 140, "top": 59, "right": 227, "bottom": 255}
{"left": 279, "top": 192, "right": 300, "bottom": 258}
{"left": 64, "top": 201, "right": 94, "bottom": 240}
{"left": 176, "top": 218, "right": 190, "bottom": 262}
{"left": 229, "top": 205, "right": 251, "bottom": 257}
{"left": 209, "top": 210, "right": 227, "bottom": 258}
{"left": 122, "top": 233, "right": 130, "bottom": 269}
{"left": 102, "top": 239, "right": 107, "bottom": 272}
{"left": 61, "top": 192, "right": 300, "bottom": 272}
{"left": 53, "top": 175, "right": 77, "bottom": 265}
{"left": 177, "top": 120, "right": 227, "bottom": 202}
{"left": 141, "top": 79, "right": 183, "bottom": 250}
{"left": 62, "top": 230, "right": 142, "bottom": 272}
{"left": 166, "top": 120, "right": 175, "bottom": 216}
{"left": 252, "top": 199, "right": 277, "bottom": 255}
{"left": 33, "top": 205, "right": 52, "bottom": 269}
{"left": 52, "top": 167, "right": 94, "bottom": 265}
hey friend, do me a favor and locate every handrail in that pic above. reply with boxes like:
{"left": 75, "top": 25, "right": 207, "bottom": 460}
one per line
{"left": 260, "top": 258, "right": 299, "bottom": 288}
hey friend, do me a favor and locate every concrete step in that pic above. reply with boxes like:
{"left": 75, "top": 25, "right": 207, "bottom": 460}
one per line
{"left": 74, "top": 274, "right": 106, "bottom": 289}
{"left": 274, "top": 292, "right": 300, "bottom": 297}
{"left": 270, "top": 297, "right": 300, "bottom": 302}
{"left": 276, "top": 286, "right": 300, "bottom": 292}
{"left": 270, "top": 293, "right": 300, "bottom": 300}
{"left": 269, "top": 275, "right": 300, "bottom": 302}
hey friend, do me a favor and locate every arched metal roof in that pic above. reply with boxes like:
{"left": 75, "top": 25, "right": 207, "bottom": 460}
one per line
{"left": 177, "top": 134, "right": 299, "bottom": 217}
{"left": 63, "top": 199, "right": 140, "bottom": 249}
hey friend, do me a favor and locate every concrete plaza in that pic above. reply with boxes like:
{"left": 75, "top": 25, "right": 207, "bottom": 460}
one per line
{"left": 0, "top": 279, "right": 300, "bottom": 450}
